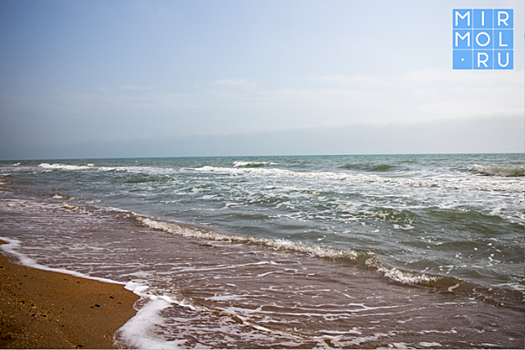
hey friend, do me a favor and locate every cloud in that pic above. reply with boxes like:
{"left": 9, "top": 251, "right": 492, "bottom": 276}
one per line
{"left": 119, "top": 84, "right": 154, "bottom": 90}
{"left": 212, "top": 79, "right": 257, "bottom": 89}
{"left": 1, "top": 67, "right": 522, "bottom": 160}
{"left": 3, "top": 113, "right": 521, "bottom": 160}
{"left": 311, "top": 75, "right": 353, "bottom": 84}
{"left": 277, "top": 68, "right": 525, "bottom": 122}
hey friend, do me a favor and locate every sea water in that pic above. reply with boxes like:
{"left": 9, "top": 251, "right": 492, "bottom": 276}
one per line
{"left": 0, "top": 153, "right": 523, "bottom": 348}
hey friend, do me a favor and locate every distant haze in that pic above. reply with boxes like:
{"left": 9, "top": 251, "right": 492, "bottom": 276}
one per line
{"left": 1, "top": 0, "right": 523, "bottom": 160}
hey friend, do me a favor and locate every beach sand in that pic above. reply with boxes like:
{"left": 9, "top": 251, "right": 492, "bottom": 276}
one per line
{"left": 0, "top": 242, "right": 139, "bottom": 349}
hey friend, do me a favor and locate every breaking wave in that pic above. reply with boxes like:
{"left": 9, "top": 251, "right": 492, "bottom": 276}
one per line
{"left": 340, "top": 163, "right": 399, "bottom": 172}
{"left": 34, "top": 162, "right": 523, "bottom": 193}
{"left": 470, "top": 164, "right": 525, "bottom": 177}
{"left": 133, "top": 215, "right": 359, "bottom": 261}
{"left": 233, "top": 161, "right": 278, "bottom": 168}
{"left": 193, "top": 165, "right": 523, "bottom": 193}
{"left": 39, "top": 163, "right": 95, "bottom": 171}
{"left": 128, "top": 214, "right": 457, "bottom": 290}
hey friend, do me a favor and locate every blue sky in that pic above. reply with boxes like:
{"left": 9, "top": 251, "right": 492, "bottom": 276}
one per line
{"left": 0, "top": 0, "right": 523, "bottom": 160}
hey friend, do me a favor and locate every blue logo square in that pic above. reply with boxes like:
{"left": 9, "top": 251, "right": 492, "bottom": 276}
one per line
{"left": 494, "top": 9, "right": 513, "bottom": 28}
{"left": 453, "top": 30, "right": 472, "bottom": 49}
{"left": 453, "top": 50, "right": 472, "bottom": 69}
{"left": 474, "top": 30, "right": 493, "bottom": 49}
{"left": 453, "top": 9, "right": 513, "bottom": 70}
{"left": 474, "top": 9, "right": 493, "bottom": 28}
{"left": 474, "top": 50, "right": 492, "bottom": 69}
{"left": 453, "top": 10, "right": 472, "bottom": 28}
{"left": 494, "top": 30, "right": 513, "bottom": 49}
{"left": 494, "top": 50, "right": 513, "bottom": 69}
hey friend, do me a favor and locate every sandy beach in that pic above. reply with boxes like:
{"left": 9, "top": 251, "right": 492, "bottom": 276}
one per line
{"left": 0, "top": 241, "right": 139, "bottom": 349}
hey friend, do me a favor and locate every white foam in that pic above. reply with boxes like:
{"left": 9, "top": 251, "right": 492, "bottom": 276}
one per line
{"left": 118, "top": 279, "right": 221, "bottom": 348}
{"left": 365, "top": 257, "right": 439, "bottom": 285}
{"left": 115, "top": 298, "right": 185, "bottom": 349}
{"left": 191, "top": 164, "right": 523, "bottom": 193}
{"left": 448, "top": 283, "right": 460, "bottom": 292}
{"left": 233, "top": 161, "right": 278, "bottom": 167}
{"left": 0, "top": 237, "right": 124, "bottom": 285}
{"left": 135, "top": 216, "right": 358, "bottom": 261}
{"left": 390, "top": 342, "right": 414, "bottom": 349}
{"left": 38, "top": 163, "right": 176, "bottom": 178}
{"left": 315, "top": 331, "right": 398, "bottom": 348}
{"left": 35, "top": 161, "right": 525, "bottom": 195}
{"left": 381, "top": 268, "right": 438, "bottom": 285}
{"left": 491, "top": 282, "right": 524, "bottom": 292}
{"left": 206, "top": 293, "right": 249, "bottom": 301}
{"left": 38, "top": 163, "right": 94, "bottom": 171}
{"left": 419, "top": 341, "right": 443, "bottom": 347}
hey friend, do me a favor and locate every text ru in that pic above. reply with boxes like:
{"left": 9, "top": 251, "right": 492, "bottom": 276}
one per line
{"left": 452, "top": 9, "right": 513, "bottom": 70}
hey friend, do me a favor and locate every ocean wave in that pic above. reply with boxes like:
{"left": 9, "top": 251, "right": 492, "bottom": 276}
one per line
{"left": 128, "top": 215, "right": 469, "bottom": 291}
{"left": 37, "top": 163, "right": 177, "bottom": 178}
{"left": 364, "top": 256, "right": 440, "bottom": 286}
{"left": 470, "top": 164, "right": 525, "bottom": 177}
{"left": 124, "top": 174, "right": 177, "bottom": 184}
{"left": 360, "top": 207, "right": 417, "bottom": 224}
{"left": 129, "top": 213, "right": 525, "bottom": 298}
{"left": 133, "top": 216, "right": 359, "bottom": 261}
{"left": 35, "top": 162, "right": 524, "bottom": 193}
{"left": 192, "top": 165, "right": 523, "bottom": 193}
{"left": 39, "top": 163, "right": 95, "bottom": 171}
{"left": 233, "top": 161, "right": 278, "bottom": 168}
{"left": 340, "top": 163, "right": 399, "bottom": 172}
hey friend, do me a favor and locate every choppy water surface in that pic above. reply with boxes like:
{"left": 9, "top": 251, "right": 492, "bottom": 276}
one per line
{"left": 0, "top": 153, "right": 523, "bottom": 348}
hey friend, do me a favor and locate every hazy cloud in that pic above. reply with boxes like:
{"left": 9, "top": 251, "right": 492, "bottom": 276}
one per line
{"left": 0, "top": 0, "right": 522, "bottom": 160}
{"left": 212, "top": 79, "right": 257, "bottom": 89}
{"left": 119, "top": 84, "right": 154, "bottom": 90}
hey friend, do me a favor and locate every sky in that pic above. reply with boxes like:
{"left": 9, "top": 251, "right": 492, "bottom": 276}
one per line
{"left": 0, "top": 0, "right": 523, "bottom": 160}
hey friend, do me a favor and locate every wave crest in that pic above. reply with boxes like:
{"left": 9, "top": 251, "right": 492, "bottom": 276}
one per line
{"left": 129, "top": 215, "right": 460, "bottom": 290}
{"left": 341, "top": 164, "right": 398, "bottom": 172}
{"left": 39, "top": 163, "right": 94, "bottom": 171}
{"left": 233, "top": 161, "right": 277, "bottom": 168}
{"left": 470, "top": 164, "right": 524, "bottom": 177}
{"left": 133, "top": 216, "right": 359, "bottom": 261}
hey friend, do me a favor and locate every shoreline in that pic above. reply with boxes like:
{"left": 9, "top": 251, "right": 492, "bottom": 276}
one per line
{"left": 0, "top": 241, "right": 139, "bottom": 349}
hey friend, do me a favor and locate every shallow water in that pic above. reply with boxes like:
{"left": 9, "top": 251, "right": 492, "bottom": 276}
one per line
{"left": 0, "top": 153, "right": 523, "bottom": 348}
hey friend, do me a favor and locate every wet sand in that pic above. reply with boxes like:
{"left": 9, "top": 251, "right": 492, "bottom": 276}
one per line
{"left": 0, "top": 242, "right": 139, "bottom": 349}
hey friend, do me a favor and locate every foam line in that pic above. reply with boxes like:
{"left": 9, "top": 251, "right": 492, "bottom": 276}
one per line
{"left": 0, "top": 237, "right": 124, "bottom": 285}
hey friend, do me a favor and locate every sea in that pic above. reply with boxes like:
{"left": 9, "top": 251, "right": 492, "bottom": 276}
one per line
{"left": 0, "top": 153, "right": 523, "bottom": 349}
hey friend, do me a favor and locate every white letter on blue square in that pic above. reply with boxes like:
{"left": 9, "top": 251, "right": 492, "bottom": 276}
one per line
{"left": 494, "top": 30, "right": 513, "bottom": 49}
{"left": 494, "top": 50, "right": 513, "bottom": 69}
{"left": 494, "top": 9, "right": 513, "bottom": 28}
{"left": 453, "top": 30, "right": 472, "bottom": 49}
{"left": 474, "top": 9, "right": 493, "bottom": 28}
{"left": 453, "top": 50, "right": 472, "bottom": 69}
{"left": 453, "top": 9, "right": 472, "bottom": 28}
{"left": 474, "top": 30, "right": 493, "bottom": 49}
{"left": 474, "top": 50, "right": 492, "bottom": 69}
